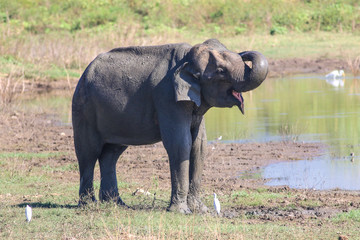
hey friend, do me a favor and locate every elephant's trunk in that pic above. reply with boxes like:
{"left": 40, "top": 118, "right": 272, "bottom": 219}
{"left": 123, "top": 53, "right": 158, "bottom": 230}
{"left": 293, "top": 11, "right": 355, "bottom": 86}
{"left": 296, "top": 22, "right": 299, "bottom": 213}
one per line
{"left": 238, "top": 51, "right": 268, "bottom": 92}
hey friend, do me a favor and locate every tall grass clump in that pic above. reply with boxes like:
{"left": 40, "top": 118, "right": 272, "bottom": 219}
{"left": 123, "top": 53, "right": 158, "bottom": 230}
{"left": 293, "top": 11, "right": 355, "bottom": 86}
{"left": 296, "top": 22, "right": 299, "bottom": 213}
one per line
{"left": 347, "top": 56, "right": 360, "bottom": 76}
{"left": 0, "top": 68, "right": 25, "bottom": 107}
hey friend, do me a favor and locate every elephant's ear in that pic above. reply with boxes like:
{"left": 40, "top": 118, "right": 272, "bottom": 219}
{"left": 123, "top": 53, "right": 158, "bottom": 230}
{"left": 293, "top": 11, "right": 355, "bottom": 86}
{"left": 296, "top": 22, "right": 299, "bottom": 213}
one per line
{"left": 173, "top": 62, "right": 201, "bottom": 107}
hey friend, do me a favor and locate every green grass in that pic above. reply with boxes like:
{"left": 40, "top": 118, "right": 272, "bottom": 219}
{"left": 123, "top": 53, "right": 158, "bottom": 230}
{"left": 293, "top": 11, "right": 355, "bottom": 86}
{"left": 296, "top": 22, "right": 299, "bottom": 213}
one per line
{"left": 1, "top": 0, "right": 359, "bottom": 35}
{"left": 229, "top": 189, "right": 287, "bottom": 207}
{"left": 220, "top": 31, "right": 360, "bottom": 59}
{"left": 1, "top": 153, "right": 360, "bottom": 239}
{"left": 238, "top": 170, "right": 263, "bottom": 180}
{"left": 0, "top": 55, "right": 80, "bottom": 81}
{"left": 334, "top": 210, "right": 360, "bottom": 223}
{"left": 0, "top": 152, "right": 62, "bottom": 159}
{"left": 42, "top": 163, "right": 79, "bottom": 173}
{"left": 1, "top": 200, "right": 357, "bottom": 239}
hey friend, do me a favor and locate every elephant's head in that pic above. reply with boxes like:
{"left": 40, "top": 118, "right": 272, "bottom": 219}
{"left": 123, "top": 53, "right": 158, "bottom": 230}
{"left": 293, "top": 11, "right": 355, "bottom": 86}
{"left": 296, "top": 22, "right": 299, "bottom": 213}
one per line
{"left": 173, "top": 39, "right": 268, "bottom": 114}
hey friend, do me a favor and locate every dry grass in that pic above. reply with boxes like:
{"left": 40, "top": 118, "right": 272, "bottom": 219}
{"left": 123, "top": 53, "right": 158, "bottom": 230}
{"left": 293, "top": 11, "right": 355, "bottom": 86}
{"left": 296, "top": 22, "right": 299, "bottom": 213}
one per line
{"left": 0, "top": 22, "right": 183, "bottom": 73}
{"left": 347, "top": 55, "right": 360, "bottom": 76}
{"left": 0, "top": 68, "right": 26, "bottom": 107}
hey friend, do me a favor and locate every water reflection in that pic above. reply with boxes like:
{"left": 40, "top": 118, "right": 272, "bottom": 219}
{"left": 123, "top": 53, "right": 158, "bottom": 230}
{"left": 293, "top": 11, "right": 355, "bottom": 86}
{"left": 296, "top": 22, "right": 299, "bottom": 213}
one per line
{"left": 19, "top": 91, "right": 72, "bottom": 125}
{"left": 263, "top": 156, "right": 360, "bottom": 190}
{"left": 205, "top": 76, "right": 360, "bottom": 157}
{"left": 325, "top": 78, "right": 344, "bottom": 88}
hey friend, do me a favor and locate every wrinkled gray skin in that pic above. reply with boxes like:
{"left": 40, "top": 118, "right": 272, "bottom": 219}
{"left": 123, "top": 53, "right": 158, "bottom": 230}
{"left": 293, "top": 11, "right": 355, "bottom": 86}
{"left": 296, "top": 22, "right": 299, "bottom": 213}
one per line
{"left": 72, "top": 39, "right": 268, "bottom": 213}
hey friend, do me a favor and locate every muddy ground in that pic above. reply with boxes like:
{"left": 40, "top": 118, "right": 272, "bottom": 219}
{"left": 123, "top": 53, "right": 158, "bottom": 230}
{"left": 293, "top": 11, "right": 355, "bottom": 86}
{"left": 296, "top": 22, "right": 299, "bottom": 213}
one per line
{"left": 268, "top": 57, "right": 349, "bottom": 78}
{"left": 1, "top": 57, "right": 359, "bottom": 224}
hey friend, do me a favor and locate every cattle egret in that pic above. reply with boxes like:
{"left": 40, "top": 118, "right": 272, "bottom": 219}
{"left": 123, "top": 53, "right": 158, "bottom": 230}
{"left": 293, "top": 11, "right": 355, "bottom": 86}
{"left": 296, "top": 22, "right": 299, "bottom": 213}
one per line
{"left": 216, "top": 136, "right": 222, "bottom": 141}
{"left": 25, "top": 205, "right": 32, "bottom": 222}
{"left": 325, "top": 70, "right": 345, "bottom": 79}
{"left": 133, "top": 188, "right": 151, "bottom": 196}
{"left": 213, "top": 193, "right": 220, "bottom": 215}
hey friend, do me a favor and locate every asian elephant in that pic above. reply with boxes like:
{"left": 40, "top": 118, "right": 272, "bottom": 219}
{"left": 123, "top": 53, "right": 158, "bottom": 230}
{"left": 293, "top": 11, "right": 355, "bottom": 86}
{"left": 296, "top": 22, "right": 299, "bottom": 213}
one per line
{"left": 72, "top": 39, "right": 268, "bottom": 213}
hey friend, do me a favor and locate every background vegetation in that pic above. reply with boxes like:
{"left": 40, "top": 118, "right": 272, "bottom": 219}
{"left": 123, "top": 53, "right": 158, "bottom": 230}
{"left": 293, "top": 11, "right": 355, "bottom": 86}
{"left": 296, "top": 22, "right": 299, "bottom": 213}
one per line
{"left": 1, "top": 0, "right": 360, "bottom": 83}
{"left": 1, "top": 0, "right": 360, "bottom": 35}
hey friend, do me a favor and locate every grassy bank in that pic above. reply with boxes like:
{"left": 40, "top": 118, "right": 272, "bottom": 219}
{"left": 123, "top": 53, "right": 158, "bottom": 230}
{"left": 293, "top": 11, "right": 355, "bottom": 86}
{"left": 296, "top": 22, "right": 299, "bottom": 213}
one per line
{"left": 1, "top": 151, "right": 360, "bottom": 239}
{"left": 1, "top": 0, "right": 360, "bottom": 83}
{"left": 1, "top": 31, "right": 359, "bottom": 83}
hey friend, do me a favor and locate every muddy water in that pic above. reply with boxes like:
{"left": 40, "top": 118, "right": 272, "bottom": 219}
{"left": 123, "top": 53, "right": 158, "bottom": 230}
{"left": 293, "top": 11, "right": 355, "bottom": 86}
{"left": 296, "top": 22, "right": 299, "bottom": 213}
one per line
{"left": 22, "top": 75, "right": 360, "bottom": 190}
{"left": 206, "top": 75, "right": 360, "bottom": 190}
{"left": 263, "top": 155, "right": 360, "bottom": 190}
{"left": 19, "top": 92, "right": 72, "bottom": 124}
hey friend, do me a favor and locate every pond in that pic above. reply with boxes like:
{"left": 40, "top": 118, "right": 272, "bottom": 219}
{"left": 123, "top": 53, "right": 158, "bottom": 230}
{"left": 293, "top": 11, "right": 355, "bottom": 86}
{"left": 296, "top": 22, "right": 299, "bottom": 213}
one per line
{"left": 206, "top": 75, "right": 360, "bottom": 190}
{"left": 21, "top": 75, "right": 360, "bottom": 190}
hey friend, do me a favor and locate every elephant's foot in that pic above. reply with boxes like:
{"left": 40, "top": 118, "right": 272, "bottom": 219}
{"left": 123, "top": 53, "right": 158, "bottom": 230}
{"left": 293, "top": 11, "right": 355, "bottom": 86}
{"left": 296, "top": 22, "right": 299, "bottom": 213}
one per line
{"left": 116, "top": 196, "right": 131, "bottom": 208}
{"left": 99, "top": 189, "right": 119, "bottom": 201}
{"left": 115, "top": 196, "right": 125, "bottom": 205}
{"left": 167, "top": 202, "right": 192, "bottom": 214}
{"left": 78, "top": 195, "right": 97, "bottom": 207}
{"left": 187, "top": 195, "right": 208, "bottom": 213}
{"left": 99, "top": 190, "right": 129, "bottom": 208}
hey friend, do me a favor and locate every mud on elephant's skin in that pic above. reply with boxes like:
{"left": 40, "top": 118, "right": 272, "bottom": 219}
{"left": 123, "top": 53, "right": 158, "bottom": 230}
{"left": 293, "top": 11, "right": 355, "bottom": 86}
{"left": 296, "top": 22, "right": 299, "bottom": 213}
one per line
{"left": 72, "top": 39, "right": 268, "bottom": 213}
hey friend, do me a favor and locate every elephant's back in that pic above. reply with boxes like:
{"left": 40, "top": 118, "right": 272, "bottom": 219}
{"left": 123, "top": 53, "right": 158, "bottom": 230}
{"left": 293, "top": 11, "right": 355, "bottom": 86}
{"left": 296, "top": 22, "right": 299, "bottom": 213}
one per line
{"left": 72, "top": 43, "right": 191, "bottom": 135}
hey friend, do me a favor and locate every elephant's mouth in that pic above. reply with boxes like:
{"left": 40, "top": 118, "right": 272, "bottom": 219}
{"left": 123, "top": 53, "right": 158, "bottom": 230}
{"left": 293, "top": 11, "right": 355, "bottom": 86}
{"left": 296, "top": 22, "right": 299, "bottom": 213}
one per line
{"left": 231, "top": 90, "right": 244, "bottom": 114}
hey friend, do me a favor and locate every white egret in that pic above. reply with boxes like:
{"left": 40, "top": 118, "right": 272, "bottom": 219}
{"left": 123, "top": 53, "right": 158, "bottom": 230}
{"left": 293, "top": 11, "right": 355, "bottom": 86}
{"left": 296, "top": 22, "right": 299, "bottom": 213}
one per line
{"left": 133, "top": 188, "right": 151, "bottom": 196}
{"left": 213, "top": 193, "right": 220, "bottom": 215}
{"left": 325, "top": 70, "right": 345, "bottom": 79}
{"left": 25, "top": 205, "right": 32, "bottom": 222}
{"left": 216, "top": 136, "right": 222, "bottom": 141}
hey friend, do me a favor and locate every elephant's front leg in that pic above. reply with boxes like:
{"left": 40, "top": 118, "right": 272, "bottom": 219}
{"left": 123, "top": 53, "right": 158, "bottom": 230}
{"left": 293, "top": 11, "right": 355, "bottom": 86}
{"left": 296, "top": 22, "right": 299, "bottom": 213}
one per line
{"left": 163, "top": 132, "right": 192, "bottom": 213}
{"left": 167, "top": 151, "right": 191, "bottom": 214}
{"left": 157, "top": 104, "right": 193, "bottom": 214}
{"left": 187, "top": 117, "right": 208, "bottom": 213}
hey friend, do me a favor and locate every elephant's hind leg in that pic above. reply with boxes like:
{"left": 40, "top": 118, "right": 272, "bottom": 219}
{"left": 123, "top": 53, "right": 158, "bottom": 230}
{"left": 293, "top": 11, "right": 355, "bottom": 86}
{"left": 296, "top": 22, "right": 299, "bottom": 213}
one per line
{"left": 98, "top": 144, "right": 128, "bottom": 205}
{"left": 74, "top": 125, "right": 102, "bottom": 206}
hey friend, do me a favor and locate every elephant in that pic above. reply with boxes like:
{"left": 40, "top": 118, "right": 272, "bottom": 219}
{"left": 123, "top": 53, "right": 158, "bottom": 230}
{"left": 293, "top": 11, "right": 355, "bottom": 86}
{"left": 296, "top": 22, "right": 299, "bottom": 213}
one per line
{"left": 72, "top": 39, "right": 268, "bottom": 213}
